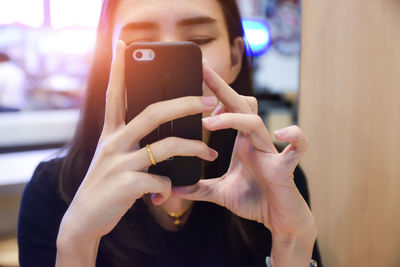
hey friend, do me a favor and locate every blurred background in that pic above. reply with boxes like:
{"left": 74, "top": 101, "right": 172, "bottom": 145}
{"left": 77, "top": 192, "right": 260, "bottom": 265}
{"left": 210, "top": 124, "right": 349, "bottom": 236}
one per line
{"left": 0, "top": 0, "right": 302, "bottom": 266}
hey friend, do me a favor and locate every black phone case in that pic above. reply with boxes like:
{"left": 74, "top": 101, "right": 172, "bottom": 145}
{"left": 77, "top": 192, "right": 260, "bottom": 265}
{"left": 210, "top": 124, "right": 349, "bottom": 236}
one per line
{"left": 125, "top": 42, "right": 203, "bottom": 186}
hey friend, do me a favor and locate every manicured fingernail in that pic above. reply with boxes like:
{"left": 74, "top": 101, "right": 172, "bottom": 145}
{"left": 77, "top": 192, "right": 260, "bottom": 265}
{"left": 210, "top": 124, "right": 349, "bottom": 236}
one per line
{"left": 201, "top": 96, "right": 218, "bottom": 106}
{"left": 202, "top": 116, "right": 218, "bottom": 124}
{"left": 274, "top": 128, "right": 288, "bottom": 138}
{"left": 209, "top": 148, "right": 218, "bottom": 160}
{"left": 211, "top": 103, "right": 224, "bottom": 116}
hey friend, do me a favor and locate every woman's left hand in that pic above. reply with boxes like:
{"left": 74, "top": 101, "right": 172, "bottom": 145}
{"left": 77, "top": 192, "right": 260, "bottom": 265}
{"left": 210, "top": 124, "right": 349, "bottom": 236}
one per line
{"left": 171, "top": 64, "right": 316, "bottom": 239}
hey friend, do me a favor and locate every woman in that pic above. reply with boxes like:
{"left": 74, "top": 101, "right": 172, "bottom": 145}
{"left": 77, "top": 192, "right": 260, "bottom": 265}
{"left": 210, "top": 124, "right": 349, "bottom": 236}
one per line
{"left": 18, "top": 0, "right": 322, "bottom": 266}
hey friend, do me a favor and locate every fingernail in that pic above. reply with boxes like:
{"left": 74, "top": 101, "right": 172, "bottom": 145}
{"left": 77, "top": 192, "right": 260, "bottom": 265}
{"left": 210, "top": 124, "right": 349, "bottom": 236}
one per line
{"left": 201, "top": 96, "right": 218, "bottom": 106}
{"left": 274, "top": 128, "right": 288, "bottom": 138}
{"left": 202, "top": 116, "right": 218, "bottom": 124}
{"left": 211, "top": 103, "right": 224, "bottom": 116}
{"left": 209, "top": 148, "right": 218, "bottom": 160}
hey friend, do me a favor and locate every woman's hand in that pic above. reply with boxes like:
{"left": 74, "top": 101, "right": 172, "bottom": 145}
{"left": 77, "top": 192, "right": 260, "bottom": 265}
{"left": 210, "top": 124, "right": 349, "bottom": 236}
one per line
{"left": 171, "top": 64, "right": 317, "bottom": 266}
{"left": 56, "top": 41, "right": 218, "bottom": 266}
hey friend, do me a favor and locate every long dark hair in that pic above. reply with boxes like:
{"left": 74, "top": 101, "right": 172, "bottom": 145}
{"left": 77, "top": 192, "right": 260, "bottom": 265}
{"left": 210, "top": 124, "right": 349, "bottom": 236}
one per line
{"left": 58, "top": 0, "right": 267, "bottom": 264}
{"left": 59, "top": 0, "right": 253, "bottom": 203}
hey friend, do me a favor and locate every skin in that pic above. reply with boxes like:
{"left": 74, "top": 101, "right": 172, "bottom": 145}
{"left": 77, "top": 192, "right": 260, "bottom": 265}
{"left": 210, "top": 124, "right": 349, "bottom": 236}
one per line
{"left": 56, "top": 1, "right": 317, "bottom": 266}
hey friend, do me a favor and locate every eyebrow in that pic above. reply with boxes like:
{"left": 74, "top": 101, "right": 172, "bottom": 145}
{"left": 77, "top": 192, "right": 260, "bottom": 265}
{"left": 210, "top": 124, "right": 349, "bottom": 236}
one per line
{"left": 177, "top": 16, "right": 217, "bottom": 27}
{"left": 121, "top": 16, "right": 217, "bottom": 32}
{"left": 121, "top": 22, "right": 157, "bottom": 32}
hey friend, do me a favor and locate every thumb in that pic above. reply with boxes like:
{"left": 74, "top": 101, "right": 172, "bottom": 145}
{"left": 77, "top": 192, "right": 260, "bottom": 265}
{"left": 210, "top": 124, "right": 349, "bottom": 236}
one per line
{"left": 171, "top": 178, "right": 220, "bottom": 203}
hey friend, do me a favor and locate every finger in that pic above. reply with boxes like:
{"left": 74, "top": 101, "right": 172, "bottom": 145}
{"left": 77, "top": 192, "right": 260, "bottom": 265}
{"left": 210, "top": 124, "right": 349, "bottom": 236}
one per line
{"left": 171, "top": 178, "right": 221, "bottom": 203}
{"left": 122, "top": 137, "right": 218, "bottom": 171}
{"left": 210, "top": 96, "right": 256, "bottom": 116}
{"left": 274, "top": 125, "right": 309, "bottom": 159}
{"left": 104, "top": 40, "right": 127, "bottom": 134}
{"left": 151, "top": 193, "right": 166, "bottom": 205}
{"left": 243, "top": 96, "right": 258, "bottom": 114}
{"left": 116, "top": 96, "right": 217, "bottom": 151}
{"left": 116, "top": 172, "right": 171, "bottom": 205}
{"left": 134, "top": 172, "right": 172, "bottom": 205}
{"left": 203, "top": 63, "right": 251, "bottom": 114}
{"left": 211, "top": 102, "right": 225, "bottom": 116}
{"left": 202, "top": 113, "right": 277, "bottom": 153}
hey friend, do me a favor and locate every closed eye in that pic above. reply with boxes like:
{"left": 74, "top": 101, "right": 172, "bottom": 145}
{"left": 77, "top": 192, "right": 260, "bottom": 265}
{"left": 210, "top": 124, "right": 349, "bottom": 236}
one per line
{"left": 187, "top": 37, "right": 215, "bottom": 46}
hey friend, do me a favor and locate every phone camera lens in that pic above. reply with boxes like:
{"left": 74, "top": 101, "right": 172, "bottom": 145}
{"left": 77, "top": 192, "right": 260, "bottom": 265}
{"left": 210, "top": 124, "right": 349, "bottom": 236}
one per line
{"left": 135, "top": 51, "right": 143, "bottom": 59}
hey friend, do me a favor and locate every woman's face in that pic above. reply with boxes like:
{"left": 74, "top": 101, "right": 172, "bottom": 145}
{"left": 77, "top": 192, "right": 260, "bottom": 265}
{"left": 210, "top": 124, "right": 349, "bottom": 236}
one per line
{"left": 112, "top": 0, "right": 244, "bottom": 101}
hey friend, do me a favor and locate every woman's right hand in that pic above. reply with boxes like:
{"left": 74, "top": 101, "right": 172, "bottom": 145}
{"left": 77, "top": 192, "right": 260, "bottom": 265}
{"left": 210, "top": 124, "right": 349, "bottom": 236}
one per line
{"left": 56, "top": 40, "right": 218, "bottom": 259}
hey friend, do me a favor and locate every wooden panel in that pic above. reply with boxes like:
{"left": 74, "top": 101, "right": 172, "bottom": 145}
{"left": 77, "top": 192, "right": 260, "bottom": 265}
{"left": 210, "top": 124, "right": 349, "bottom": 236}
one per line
{"left": 0, "top": 238, "right": 18, "bottom": 267}
{"left": 0, "top": 193, "right": 22, "bottom": 239}
{"left": 299, "top": 0, "right": 400, "bottom": 266}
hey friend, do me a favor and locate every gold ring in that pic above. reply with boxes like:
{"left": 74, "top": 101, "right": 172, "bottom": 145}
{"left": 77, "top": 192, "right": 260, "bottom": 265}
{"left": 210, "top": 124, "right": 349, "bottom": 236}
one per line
{"left": 146, "top": 144, "right": 157, "bottom": 165}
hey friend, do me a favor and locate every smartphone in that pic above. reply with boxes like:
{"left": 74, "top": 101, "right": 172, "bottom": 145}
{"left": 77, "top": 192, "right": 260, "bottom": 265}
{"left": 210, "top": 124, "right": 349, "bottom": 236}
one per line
{"left": 125, "top": 42, "right": 203, "bottom": 186}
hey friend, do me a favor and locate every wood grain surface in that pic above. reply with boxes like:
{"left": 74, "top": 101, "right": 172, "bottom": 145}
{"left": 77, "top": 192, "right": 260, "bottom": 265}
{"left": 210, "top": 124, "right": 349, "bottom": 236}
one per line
{"left": 299, "top": 0, "right": 400, "bottom": 266}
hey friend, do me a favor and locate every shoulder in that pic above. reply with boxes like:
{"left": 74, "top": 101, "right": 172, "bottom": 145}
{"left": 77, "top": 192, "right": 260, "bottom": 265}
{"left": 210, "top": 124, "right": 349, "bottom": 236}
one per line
{"left": 29, "top": 157, "right": 63, "bottom": 184}
{"left": 18, "top": 157, "right": 68, "bottom": 266}
{"left": 19, "top": 156, "right": 68, "bottom": 220}
{"left": 21, "top": 157, "right": 66, "bottom": 208}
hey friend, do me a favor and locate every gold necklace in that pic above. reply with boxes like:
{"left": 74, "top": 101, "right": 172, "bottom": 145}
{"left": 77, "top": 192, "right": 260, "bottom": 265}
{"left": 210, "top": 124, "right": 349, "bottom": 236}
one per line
{"left": 158, "top": 202, "right": 193, "bottom": 227}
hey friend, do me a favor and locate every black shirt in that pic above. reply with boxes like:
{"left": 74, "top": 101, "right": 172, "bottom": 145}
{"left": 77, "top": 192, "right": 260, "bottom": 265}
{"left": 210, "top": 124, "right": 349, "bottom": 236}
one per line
{"left": 17, "top": 158, "right": 322, "bottom": 267}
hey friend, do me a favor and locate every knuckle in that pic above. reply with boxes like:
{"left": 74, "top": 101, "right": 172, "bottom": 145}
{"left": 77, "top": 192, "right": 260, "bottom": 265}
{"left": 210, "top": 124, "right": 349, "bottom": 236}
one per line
{"left": 195, "top": 140, "right": 209, "bottom": 153}
{"left": 144, "top": 103, "right": 156, "bottom": 115}
{"left": 162, "top": 137, "right": 181, "bottom": 155}
{"left": 246, "top": 115, "right": 263, "bottom": 136}
{"left": 101, "top": 137, "right": 117, "bottom": 156}
{"left": 243, "top": 96, "right": 258, "bottom": 113}
{"left": 248, "top": 96, "right": 257, "bottom": 106}
{"left": 162, "top": 176, "right": 172, "bottom": 188}
{"left": 143, "top": 103, "right": 162, "bottom": 124}
{"left": 148, "top": 102, "right": 163, "bottom": 118}
{"left": 291, "top": 125, "right": 302, "bottom": 133}
{"left": 292, "top": 125, "right": 303, "bottom": 139}
{"left": 181, "top": 96, "right": 200, "bottom": 111}
{"left": 249, "top": 96, "right": 257, "bottom": 103}
{"left": 293, "top": 124, "right": 299, "bottom": 130}
{"left": 252, "top": 115, "right": 264, "bottom": 129}
{"left": 164, "top": 136, "right": 180, "bottom": 146}
{"left": 132, "top": 175, "right": 147, "bottom": 195}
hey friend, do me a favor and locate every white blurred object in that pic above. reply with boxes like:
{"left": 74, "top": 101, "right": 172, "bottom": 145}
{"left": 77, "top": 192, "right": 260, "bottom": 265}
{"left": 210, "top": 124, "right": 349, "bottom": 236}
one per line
{"left": 50, "top": 0, "right": 102, "bottom": 28}
{"left": 37, "top": 29, "right": 97, "bottom": 55}
{"left": 0, "top": 149, "right": 59, "bottom": 185}
{"left": 40, "top": 74, "right": 82, "bottom": 92}
{"left": 0, "top": 0, "right": 44, "bottom": 27}
{"left": 254, "top": 48, "right": 299, "bottom": 93}
{"left": 0, "top": 61, "right": 26, "bottom": 109}
{"left": 0, "top": 109, "right": 79, "bottom": 147}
